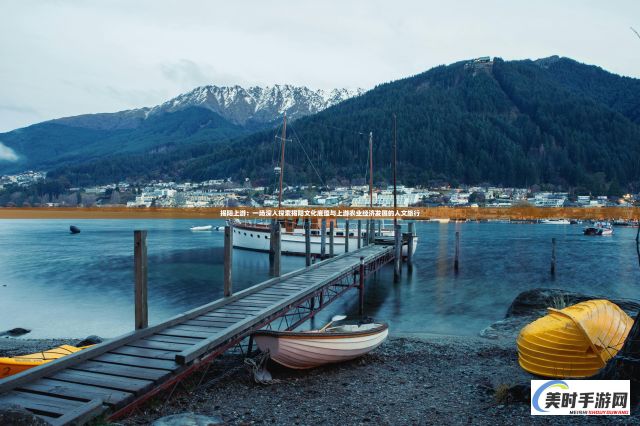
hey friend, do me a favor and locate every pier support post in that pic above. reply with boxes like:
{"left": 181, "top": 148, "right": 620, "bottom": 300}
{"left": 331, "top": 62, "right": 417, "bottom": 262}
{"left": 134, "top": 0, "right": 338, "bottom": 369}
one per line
{"left": 320, "top": 218, "right": 326, "bottom": 258}
{"left": 551, "top": 237, "right": 556, "bottom": 277}
{"left": 269, "top": 219, "right": 276, "bottom": 273}
{"left": 273, "top": 222, "right": 281, "bottom": 277}
{"left": 377, "top": 220, "right": 381, "bottom": 236}
{"left": 407, "top": 222, "right": 414, "bottom": 272}
{"left": 305, "top": 219, "right": 311, "bottom": 267}
{"left": 224, "top": 225, "right": 233, "bottom": 297}
{"left": 329, "top": 221, "right": 335, "bottom": 257}
{"left": 359, "top": 256, "right": 365, "bottom": 315}
{"left": 394, "top": 224, "right": 401, "bottom": 282}
{"left": 370, "top": 220, "right": 375, "bottom": 245}
{"left": 357, "top": 220, "right": 362, "bottom": 249}
{"left": 134, "top": 230, "right": 148, "bottom": 330}
{"left": 454, "top": 231, "right": 460, "bottom": 273}
{"left": 345, "top": 220, "right": 350, "bottom": 253}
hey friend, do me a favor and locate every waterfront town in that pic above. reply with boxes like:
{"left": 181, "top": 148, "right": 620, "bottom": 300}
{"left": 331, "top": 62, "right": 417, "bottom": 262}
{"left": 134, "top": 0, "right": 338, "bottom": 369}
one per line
{"left": 1, "top": 170, "right": 637, "bottom": 209}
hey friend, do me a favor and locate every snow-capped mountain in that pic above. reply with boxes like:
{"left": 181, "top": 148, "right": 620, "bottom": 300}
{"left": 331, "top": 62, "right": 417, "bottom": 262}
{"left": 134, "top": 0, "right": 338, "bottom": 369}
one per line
{"left": 149, "top": 85, "right": 364, "bottom": 125}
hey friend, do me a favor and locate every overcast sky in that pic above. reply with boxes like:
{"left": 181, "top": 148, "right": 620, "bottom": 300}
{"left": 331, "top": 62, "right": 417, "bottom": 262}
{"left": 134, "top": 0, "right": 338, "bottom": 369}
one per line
{"left": 1, "top": 0, "right": 639, "bottom": 132}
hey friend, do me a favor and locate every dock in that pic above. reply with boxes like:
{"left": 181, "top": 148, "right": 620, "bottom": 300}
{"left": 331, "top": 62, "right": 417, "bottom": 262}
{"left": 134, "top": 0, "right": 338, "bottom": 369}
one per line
{"left": 0, "top": 243, "right": 397, "bottom": 425}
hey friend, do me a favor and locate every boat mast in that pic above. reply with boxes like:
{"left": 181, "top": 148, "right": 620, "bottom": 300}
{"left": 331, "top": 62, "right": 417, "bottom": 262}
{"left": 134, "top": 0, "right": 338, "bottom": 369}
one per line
{"left": 393, "top": 114, "right": 397, "bottom": 226}
{"left": 369, "top": 131, "right": 373, "bottom": 208}
{"left": 278, "top": 112, "right": 287, "bottom": 208}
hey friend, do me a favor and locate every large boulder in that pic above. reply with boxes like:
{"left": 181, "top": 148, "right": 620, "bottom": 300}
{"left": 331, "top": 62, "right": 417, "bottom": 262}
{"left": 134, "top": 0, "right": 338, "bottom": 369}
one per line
{"left": 506, "top": 288, "right": 640, "bottom": 318}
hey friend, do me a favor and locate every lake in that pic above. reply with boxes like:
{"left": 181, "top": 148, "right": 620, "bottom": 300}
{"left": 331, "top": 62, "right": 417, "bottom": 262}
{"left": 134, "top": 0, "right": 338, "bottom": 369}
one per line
{"left": 1, "top": 219, "right": 638, "bottom": 339}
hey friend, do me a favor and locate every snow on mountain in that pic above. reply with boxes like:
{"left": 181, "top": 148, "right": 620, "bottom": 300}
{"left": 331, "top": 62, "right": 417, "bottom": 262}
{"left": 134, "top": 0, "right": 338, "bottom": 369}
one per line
{"left": 148, "top": 85, "right": 364, "bottom": 125}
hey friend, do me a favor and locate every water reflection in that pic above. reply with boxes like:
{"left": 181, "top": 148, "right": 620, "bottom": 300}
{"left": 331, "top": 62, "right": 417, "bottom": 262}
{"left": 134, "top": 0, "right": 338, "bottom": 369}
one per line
{"left": 1, "top": 219, "right": 639, "bottom": 338}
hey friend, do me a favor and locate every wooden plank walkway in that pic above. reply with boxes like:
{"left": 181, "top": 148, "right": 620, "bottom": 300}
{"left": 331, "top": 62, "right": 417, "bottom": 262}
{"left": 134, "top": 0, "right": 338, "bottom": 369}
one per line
{"left": 0, "top": 244, "right": 394, "bottom": 425}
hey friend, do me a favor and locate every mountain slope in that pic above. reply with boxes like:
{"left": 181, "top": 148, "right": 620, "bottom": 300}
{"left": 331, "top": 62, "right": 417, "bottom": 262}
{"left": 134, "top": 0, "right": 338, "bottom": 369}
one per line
{"left": 27, "top": 57, "right": 640, "bottom": 192}
{"left": 0, "top": 85, "right": 360, "bottom": 174}
{"left": 175, "top": 57, "right": 640, "bottom": 192}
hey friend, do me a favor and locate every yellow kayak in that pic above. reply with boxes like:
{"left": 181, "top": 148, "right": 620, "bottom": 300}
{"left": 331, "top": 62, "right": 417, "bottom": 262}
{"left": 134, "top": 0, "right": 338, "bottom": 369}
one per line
{"left": 0, "top": 344, "right": 89, "bottom": 378}
{"left": 517, "top": 299, "right": 634, "bottom": 378}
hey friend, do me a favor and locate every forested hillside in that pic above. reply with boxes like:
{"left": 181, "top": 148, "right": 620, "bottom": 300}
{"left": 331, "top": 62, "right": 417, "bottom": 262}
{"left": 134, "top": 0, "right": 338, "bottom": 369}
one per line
{"left": 49, "top": 57, "right": 640, "bottom": 193}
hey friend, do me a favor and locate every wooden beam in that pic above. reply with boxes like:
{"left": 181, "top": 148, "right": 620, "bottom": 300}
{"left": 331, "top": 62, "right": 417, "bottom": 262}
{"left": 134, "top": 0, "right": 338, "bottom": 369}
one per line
{"left": 224, "top": 225, "right": 232, "bottom": 297}
{"left": 134, "top": 230, "right": 148, "bottom": 330}
{"left": 329, "top": 221, "right": 334, "bottom": 257}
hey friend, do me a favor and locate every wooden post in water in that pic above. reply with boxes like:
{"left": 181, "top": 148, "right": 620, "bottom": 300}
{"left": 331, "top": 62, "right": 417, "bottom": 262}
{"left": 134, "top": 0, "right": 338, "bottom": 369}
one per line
{"left": 394, "top": 224, "right": 401, "bottom": 282}
{"left": 320, "top": 218, "right": 326, "bottom": 258}
{"left": 329, "top": 221, "right": 335, "bottom": 257}
{"left": 357, "top": 220, "right": 362, "bottom": 249}
{"left": 345, "top": 220, "right": 350, "bottom": 253}
{"left": 224, "top": 225, "right": 233, "bottom": 296}
{"left": 269, "top": 219, "right": 276, "bottom": 272}
{"left": 454, "top": 231, "right": 460, "bottom": 273}
{"left": 273, "top": 221, "right": 281, "bottom": 277}
{"left": 359, "top": 256, "right": 365, "bottom": 315}
{"left": 134, "top": 230, "right": 148, "bottom": 330}
{"left": 305, "top": 219, "right": 311, "bottom": 267}
{"left": 551, "top": 237, "right": 556, "bottom": 276}
{"left": 407, "top": 222, "right": 415, "bottom": 272}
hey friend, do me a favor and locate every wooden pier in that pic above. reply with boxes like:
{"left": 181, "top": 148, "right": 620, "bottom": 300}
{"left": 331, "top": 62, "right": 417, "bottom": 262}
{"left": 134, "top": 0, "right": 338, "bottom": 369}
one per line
{"left": 0, "top": 243, "right": 397, "bottom": 425}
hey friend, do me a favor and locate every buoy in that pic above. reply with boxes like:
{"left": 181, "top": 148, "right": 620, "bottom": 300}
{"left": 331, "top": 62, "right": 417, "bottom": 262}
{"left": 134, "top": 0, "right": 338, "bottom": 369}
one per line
{"left": 70, "top": 225, "right": 81, "bottom": 234}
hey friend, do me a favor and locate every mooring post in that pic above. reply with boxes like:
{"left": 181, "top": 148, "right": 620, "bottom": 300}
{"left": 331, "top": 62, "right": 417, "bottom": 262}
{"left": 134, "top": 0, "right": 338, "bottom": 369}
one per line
{"left": 407, "top": 222, "right": 415, "bottom": 272}
{"left": 269, "top": 219, "right": 276, "bottom": 272}
{"left": 345, "top": 219, "right": 350, "bottom": 253}
{"left": 359, "top": 256, "right": 365, "bottom": 315}
{"left": 305, "top": 219, "right": 311, "bottom": 267}
{"left": 329, "top": 221, "right": 335, "bottom": 257}
{"left": 370, "top": 220, "right": 376, "bottom": 245}
{"left": 320, "top": 218, "right": 326, "bottom": 258}
{"left": 357, "top": 220, "right": 362, "bottom": 249}
{"left": 224, "top": 225, "right": 233, "bottom": 296}
{"left": 551, "top": 237, "right": 556, "bottom": 276}
{"left": 454, "top": 231, "right": 460, "bottom": 273}
{"left": 273, "top": 221, "right": 281, "bottom": 277}
{"left": 134, "top": 230, "right": 148, "bottom": 330}
{"left": 394, "top": 223, "right": 401, "bottom": 282}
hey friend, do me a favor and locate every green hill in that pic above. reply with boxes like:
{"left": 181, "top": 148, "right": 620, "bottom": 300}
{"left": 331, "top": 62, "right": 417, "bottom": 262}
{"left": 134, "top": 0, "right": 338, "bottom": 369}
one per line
{"left": 43, "top": 57, "right": 640, "bottom": 193}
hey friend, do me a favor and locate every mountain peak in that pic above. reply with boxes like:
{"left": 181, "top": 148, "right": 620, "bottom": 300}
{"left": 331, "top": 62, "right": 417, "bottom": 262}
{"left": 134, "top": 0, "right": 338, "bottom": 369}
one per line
{"left": 149, "top": 84, "right": 363, "bottom": 125}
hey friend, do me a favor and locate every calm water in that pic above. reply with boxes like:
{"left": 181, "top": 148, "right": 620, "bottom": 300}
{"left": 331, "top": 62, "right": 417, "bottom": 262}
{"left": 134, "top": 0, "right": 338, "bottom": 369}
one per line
{"left": 1, "top": 220, "right": 639, "bottom": 339}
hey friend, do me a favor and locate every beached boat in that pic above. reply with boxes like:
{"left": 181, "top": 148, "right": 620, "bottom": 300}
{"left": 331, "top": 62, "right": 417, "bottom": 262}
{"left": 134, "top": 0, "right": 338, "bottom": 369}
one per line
{"left": 190, "top": 225, "right": 213, "bottom": 231}
{"left": 583, "top": 221, "right": 613, "bottom": 236}
{"left": 253, "top": 319, "right": 388, "bottom": 369}
{"left": 0, "top": 344, "right": 90, "bottom": 378}
{"left": 517, "top": 300, "right": 633, "bottom": 378}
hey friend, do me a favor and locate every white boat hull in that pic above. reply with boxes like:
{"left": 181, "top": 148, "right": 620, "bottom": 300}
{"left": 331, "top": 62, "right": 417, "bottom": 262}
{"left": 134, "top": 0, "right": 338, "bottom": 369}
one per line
{"left": 254, "top": 324, "right": 389, "bottom": 369}
{"left": 232, "top": 224, "right": 417, "bottom": 256}
{"left": 190, "top": 225, "right": 213, "bottom": 231}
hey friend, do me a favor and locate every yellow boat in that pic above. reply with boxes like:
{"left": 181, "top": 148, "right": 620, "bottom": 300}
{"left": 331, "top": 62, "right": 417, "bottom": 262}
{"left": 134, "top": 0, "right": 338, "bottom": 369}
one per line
{"left": 0, "top": 344, "right": 88, "bottom": 378}
{"left": 517, "top": 299, "right": 634, "bottom": 378}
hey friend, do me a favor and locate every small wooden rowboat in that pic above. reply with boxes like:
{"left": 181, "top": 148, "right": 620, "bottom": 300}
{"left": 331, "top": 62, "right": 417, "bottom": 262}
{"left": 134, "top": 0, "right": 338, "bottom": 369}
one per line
{"left": 517, "top": 300, "right": 633, "bottom": 378}
{"left": 254, "top": 319, "right": 388, "bottom": 369}
{"left": 0, "top": 344, "right": 89, "bottom": 378}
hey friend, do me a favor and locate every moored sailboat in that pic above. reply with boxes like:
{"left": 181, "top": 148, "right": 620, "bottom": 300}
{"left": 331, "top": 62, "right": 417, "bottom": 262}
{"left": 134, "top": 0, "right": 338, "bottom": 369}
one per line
{"left": 231, "top": 114, "right": 418, "bottom": 256}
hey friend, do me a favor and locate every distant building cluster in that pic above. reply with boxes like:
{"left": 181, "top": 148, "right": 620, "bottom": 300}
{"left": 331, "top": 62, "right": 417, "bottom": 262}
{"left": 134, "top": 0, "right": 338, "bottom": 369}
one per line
{"left": 1, "top": 171, "right": 638, "bottom": 208}
{"left": 0, "top": 171, "right": 46, "bottom": 190}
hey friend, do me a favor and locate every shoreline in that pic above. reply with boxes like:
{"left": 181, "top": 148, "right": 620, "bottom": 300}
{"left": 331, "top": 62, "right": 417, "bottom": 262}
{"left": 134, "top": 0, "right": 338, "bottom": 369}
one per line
{"left": 2, "top": 335, "right": 635, "bottom": 425}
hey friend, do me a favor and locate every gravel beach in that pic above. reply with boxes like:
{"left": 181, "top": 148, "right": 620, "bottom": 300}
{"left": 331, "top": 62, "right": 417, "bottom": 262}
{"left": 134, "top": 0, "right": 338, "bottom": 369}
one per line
{"left": 1, "top": 334, "right": 638, "bottom": 425}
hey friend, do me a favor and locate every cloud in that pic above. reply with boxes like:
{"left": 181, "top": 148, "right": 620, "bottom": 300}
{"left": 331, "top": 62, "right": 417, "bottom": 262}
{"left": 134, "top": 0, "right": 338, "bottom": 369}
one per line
{"left": 0, "top": 142, "right": 19, "bottom": 162}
